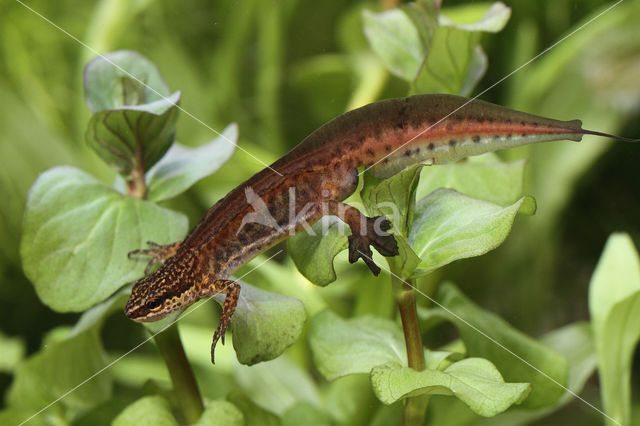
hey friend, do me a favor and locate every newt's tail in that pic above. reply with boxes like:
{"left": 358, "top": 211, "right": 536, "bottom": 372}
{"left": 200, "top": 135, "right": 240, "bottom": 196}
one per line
{"left": 580, "top": 129, "right": 639, "bottom": 143}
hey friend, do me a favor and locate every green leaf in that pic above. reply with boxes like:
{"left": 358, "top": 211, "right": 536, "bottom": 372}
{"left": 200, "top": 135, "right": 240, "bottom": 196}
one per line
{"left": 411, "top": 26, "right": 480, "bottom": 95}
{"left": 235, "top": 356, "right": 320, "bottom": 416}
{"left": 439, "top": 2, "right": 511, "bottom": 33}
{"left": 416, "top": 153, "right": 528, "bottom": 208}
{"left": 371, "top": 359, "right": 529, "bottom": 416}
{"left": 287, "top": 216, "right": 349, "bottom": 286}
{"left": 113, "top": 395, "right": 178, "bottom": 426}
{"left": 70, "top": 289, "right": 130, "bottom": 336}
{"left": 21, "top": 166, "right": 188, "bottom": 312}
{"left": 7, "top": 328, "right": 111, "bottom": 416}
{"left": 589, "top": 233, "right": 640, "bottom": 426}
{"left": 195, "top": 400, "right": 244, "bottom": 426}
{"left": 387, "top": 234, "right": 421, "bottom": 280}
{"left": 146, "top": 123, "right": 238, "bottom": 202}
{"left": 84, "top": 50, "right": 171, "bottom": 113}
{"left": 429, "top": 283, "right": 567, "bottom": 408}
{"left": 459, "top": 46, "right": 488, "bottom": 98}
{"left": 282, "top": 402, "right": 332, "bottom": 426}
{"left": 401, "top": 0, "right": 438, "bottom": 48}
{"left": 470, "top": 322, "right": 597, "bottom": 425}
{"left": 309, "top": 310, "right": 407, "bottom": 380}
{"left": 224, "top": 281, "right": 306, "bottom": 365}
{"left": 323, "top": 375, "right": 377, "bottom": 426}
{"left": 409, "top": 2, "right": 510, "bottom": 95}
{"left": 85, "top": 91, "right": 180, "bottom": 175}
{"left": 362, "top": 8, "right": 424, "bottom": 81}
{"left": 361, "top": 165, "right": 423, "bottom": 236}
{"left": 226, "top": 393, "right": 280, "bottom": 426}
{"left": 409, "top": 189, "right": 532, "bottom": 276}
{"left": 537, "top": 322, "right": 597, "bottom": 403}
{"left": 362, "top": 0, "right": 439, "bottom": 82}
{"left": 0, "top": 332, "right": 25, "bottom": 373}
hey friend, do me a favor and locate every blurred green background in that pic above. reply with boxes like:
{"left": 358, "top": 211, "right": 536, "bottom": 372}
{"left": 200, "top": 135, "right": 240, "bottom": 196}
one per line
{"left": 1, "top": 0, "right": 639, "bottom": 424}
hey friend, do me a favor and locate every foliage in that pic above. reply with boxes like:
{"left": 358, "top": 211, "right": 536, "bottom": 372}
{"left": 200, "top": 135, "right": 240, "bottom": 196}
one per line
{"left": 1, "top": 0, "right": 639, "bottom": 425}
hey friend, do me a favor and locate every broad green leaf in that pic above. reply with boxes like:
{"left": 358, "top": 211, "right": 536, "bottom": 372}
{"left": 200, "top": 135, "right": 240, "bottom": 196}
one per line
{"left": 469, "top": 322, "right": 597, "bottom": 426}
{"left": 221, "top": 281, "right": 306, "bottom": 365}
{"left": 309, "top": 310, "right": 407, "bottom": 380}
{"left": 226, "top": 393, "right": 280, "bottom": 426}
{"left": 459, "top": 46, "right": 488, "bottom": 97}
{"left": 113, "top": 395, "right": 178, "bottom": 426}
{"left": 7, "top": 328, "right": 111, "bottom": 416}
{"left": 401, "top": 0, "right": 438, "bottom": 48}
{"left": 362, "top": 9, "right": 424, "bottom": 81}
{"left": 536, "top": 322, "right": 596, "bottom": 408}
{"left": 589, "top": 233, "right": 640, "bottom": 426}
{"left": 288, "top": 216, "right": 349, "bottom": 286}
{"left": 362, "top": 0, "right": 438, "bottom": 82}
{"left": 425, "top": 347, "right": 465, "bottom": 371}
{"left": 411, "top": 26, "right": 480, "bottom": 95}
{"left": 409, "top": 2, "right": 510, "bottom": 95}
{"left": 71, "top": 289, "right": 129, "bottom": 336}
{"left": 85, "top": 91, "right": 180, "bottom": 175}
{"left": 235, "top": 356, "right": 320, "bottom": 416}
{"left": 361, "top": 165, "right": 423, "bottom": 236}
{"left": 429, "top": 283, "right": 567, "bottom": 408}
{"left": 195, "top": 400, "right": 244, "bottom": 426}
{"left": 439, "top": 2, "right": 511, "bottom": 33}
{"left": 0, "top": 332, "right": 25, "bottom": 372}
{"left": 323, "top": 375, "right": 377, "bottom": 426}
{"left": 416, "top": 153, "right": 528, "bottom": 208}
{"left": 146, "top": 123, "right": 238, "bottom": 202}
{"left": 282, "top": 402, "right": 332, "bottom": 426}
{"left": 371, "top": 359, "right": 529, "bottom": 416}
{"left": 409, "top": 189, "right": 532, "bottom": 276}
{"left": 21, "top": 166, "right": 188, "bottom": 312}
{"left": 84, "top": 50, "right": 171, "bottom": 113}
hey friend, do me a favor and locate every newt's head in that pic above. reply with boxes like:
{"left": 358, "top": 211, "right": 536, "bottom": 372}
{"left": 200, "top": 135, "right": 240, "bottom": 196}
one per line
{"left": 125, "top": 256, "right": 199, "bottom": 322}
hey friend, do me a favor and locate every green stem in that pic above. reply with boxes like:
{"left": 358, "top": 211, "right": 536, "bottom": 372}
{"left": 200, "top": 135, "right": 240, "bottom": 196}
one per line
{"left": 391, "top": 273, "right": 429, "bottom": 426}
{"left": 153, "top": 324, "right": 204, "bottom": 424}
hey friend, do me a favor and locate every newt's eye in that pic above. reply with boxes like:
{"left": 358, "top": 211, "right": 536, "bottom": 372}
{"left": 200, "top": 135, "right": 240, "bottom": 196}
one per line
{"left": 145, "top": 297, "right": 163, "bottom": 311}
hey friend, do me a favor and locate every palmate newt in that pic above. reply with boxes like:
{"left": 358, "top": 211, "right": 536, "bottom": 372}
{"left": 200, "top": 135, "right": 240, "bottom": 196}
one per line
{"left": 125, "top": 94, "right": 635, "bottom": 363}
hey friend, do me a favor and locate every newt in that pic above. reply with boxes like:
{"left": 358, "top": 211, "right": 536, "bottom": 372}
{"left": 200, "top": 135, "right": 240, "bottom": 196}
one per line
{"left": 125, "top": 94, "right": 635, "bottom": 363}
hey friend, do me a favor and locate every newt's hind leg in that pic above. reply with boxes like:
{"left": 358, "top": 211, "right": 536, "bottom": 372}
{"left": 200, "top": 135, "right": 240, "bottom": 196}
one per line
{"left": 128, "top": 241, "right": 181, "bottom": 275}
{"left": 327, "top": 201, "right": 399, "bottom": 275}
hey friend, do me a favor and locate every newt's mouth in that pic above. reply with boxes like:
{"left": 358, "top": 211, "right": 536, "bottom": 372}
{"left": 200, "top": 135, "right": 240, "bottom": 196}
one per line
{"left": 124, "top": 306, "right": 166, "bottom": 322}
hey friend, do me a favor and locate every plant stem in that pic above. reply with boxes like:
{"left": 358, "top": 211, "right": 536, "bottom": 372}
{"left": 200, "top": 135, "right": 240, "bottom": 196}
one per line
{"left": 391, "top": 273, "right": 429, "bottom": 426}
{"left": 153, "top": 324, "right": 204, "bottom": 424}
{"left": 127, "top": 166, "right": 146, "bottom": 199}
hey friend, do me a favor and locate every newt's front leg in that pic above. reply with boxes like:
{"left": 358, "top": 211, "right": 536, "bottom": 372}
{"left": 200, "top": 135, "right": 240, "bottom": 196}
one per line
{"left": 197, "top": 278, "right": 240, "bottom": 363}
{"left": 128, "top": 241, "right": 181, "bottom": 274}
